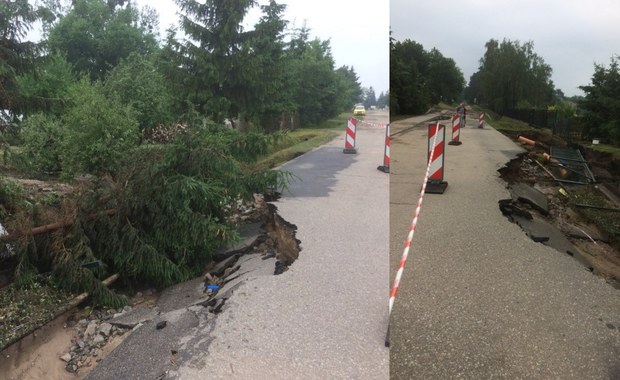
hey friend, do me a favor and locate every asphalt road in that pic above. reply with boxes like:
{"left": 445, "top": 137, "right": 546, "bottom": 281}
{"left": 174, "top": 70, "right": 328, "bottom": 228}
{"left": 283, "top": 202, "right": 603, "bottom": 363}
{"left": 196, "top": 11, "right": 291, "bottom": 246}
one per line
{"left": 389, "top": 114, "right": 620, "bottom": 379}
{"left": 172, "top": 110, "right": 390, "bottom": 379}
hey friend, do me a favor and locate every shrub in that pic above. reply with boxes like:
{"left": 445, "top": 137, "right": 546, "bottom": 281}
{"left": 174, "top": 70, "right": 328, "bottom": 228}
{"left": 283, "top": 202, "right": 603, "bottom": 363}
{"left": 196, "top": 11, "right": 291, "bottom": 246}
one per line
{"left": 61, "top": 80, "right": 140, "bottom": 176}
{"left": 19, "top": 113, "right": 64, "bottom": 174}
{"left": 103, "top": 53, "right": 174, "bottom": 133}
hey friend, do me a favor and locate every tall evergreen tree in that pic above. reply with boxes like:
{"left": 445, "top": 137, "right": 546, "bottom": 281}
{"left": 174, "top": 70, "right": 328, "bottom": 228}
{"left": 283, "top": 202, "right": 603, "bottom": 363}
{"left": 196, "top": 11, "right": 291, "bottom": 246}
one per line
{"left": 377, "top": 91, "right": 388, "bottom": 108}
{"left": 363, "top": 86, "right": 377, "bottom": 108}
{"left": 0, "top": 0, "right": 53, "bottom": 121}
{"left": 286, "top": 30, "right": 339, "bottom": 125}
{"left": 234, "top": 0, "right": 290, "bottom": 129}
{"left": 335, "top": 65, "right": 363, "bottom": 109}
{"left": 175, "top": 0, "right": 257, "bottom": 123}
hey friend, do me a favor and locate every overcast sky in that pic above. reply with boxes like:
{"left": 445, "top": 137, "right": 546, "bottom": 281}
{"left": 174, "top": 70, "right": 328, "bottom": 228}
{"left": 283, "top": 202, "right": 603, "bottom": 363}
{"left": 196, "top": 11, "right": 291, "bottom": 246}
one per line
{"left": 136, "top": 0, "right": 389, "bottom": 95}
{"left": 390, "top": 0, "right": 620, "bottom": 97}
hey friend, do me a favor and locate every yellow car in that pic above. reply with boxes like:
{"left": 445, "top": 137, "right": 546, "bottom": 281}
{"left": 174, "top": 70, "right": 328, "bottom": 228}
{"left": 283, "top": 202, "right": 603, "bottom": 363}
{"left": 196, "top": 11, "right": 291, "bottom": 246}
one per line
{"left": 353, "top": 105, "right": 366, "bottom": 116}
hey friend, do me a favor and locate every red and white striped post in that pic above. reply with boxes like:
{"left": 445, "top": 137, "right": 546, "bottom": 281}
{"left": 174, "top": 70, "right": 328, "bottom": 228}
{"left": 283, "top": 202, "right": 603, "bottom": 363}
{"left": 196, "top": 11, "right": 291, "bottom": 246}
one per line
{"left": 377, "top": 124, "right": 390, "bottom": 173}
{"left": 343, "top": 117, "right": 357, "bottom": 154}
{"left": 426, "top": 122, "right": 448, "bottom": 193}
{"left": 385, "top": 120, "right": 442, "bottom": 347}
{"left": 478, "top": 112, "right": 485, "bottom": 129}
{"left": 448, "top": 114, "right": 462, "bottom": 146}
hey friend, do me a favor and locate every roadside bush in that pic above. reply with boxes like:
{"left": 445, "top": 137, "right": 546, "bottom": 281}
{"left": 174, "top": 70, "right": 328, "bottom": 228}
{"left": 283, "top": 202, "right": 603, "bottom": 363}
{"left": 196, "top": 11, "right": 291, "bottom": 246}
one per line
{"left": 103, "top": 53, "right": 174, "bottom": 133}
{"left": 19, "top": 113, "right": 64, "bottom": 174}
{"left": 0, "top": 177, "right": 25, "bottom": 220}
{"left": 601, "top": 121, "right": 620, "bottom": 145}
{"left": 61, "top": 80, "right": 140, "bottom": 176}
{"left": 17, "top": 53, "right": 77, "bottom": 118}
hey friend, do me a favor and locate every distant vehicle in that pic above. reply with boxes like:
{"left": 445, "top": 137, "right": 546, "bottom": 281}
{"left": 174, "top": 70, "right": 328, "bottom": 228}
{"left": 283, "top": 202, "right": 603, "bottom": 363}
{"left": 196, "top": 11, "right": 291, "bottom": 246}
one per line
{"left": 370, "top": 105, "right": 377, "bottom": 110}
{"left": 353, "top": 105, "right": 366, "bottom": 116}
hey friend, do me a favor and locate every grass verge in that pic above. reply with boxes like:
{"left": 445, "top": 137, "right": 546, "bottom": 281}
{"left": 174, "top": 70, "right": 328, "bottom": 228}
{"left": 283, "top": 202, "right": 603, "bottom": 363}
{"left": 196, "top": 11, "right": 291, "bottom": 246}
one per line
{"left": 253, "top": 113, "right": 349, "bottom": 170}
{"left": 489, "top": 116, "right": 534, "bottom": 133}
{"left": 587, "top": 143, "right": 620, "bottom": 160}
{"left": 254, "top": 128, "right": 339, "bottom": 171}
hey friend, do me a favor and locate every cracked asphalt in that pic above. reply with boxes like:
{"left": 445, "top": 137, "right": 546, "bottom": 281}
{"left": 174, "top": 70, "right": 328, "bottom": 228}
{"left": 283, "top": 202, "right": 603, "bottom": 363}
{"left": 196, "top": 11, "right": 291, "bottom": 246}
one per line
{"left": 172, "top": 110, "right": 390, "bottom": 379}
{"left": 389, "top": 114, "right": 620, "bottom": 379}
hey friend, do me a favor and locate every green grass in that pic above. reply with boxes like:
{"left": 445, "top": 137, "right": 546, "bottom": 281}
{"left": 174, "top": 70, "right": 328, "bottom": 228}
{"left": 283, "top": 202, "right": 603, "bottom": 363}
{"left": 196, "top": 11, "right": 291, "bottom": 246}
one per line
{"left": 252, "top": 114, "right": 350, "bottom": 171}
{"left": 588, "top": 143, "right": 620, "bottom": 160}
{"left": 254, "top": 129, "right": 339, "bottom": 170}
{"left": 311, "top": 112, "right": 351, "bottom": 129}
{"left": 489, "top": 116, "right": 534, "bottom": 133}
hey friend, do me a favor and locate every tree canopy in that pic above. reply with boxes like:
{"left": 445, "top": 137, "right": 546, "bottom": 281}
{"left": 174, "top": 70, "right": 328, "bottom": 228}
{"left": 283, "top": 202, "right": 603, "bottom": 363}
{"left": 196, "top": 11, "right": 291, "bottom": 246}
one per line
{"left": 0, "top": 0, "right": 53, "bottom": 121}
{"left": 390, "top": 38, "right": 464, "bottom": 115}
{"left": 47, "top": 0, "right": 158, "bottom": 81}
{"left": 579, "top": 56, "right": 620, "bottom": 144}
{"left": 465, "top": 38, "right": 554, "bottom": 113}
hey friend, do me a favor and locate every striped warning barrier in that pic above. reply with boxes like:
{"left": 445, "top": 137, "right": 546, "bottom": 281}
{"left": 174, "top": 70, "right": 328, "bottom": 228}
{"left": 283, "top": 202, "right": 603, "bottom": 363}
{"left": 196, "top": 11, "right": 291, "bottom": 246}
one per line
{"left": 478, "top": 112, "right": 484, "bottom": 129}
{"left": 385, "top": 120, "right": 441, "bottom": 347}
{"left": 343, "top": 117, "right": 357, "bottom": 154}
{"left": 377, "top": 124, "right": 390, "bottom": 173}
{"left": 426, "top": 123, "right": 448, "bottom": 194}
{"left": 448, "top": 114, "right": 462, "bottom": 146}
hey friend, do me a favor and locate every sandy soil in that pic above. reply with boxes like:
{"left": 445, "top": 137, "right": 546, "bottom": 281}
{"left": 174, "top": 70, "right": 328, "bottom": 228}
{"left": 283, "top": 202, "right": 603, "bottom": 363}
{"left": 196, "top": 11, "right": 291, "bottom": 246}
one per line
{"left": 1, "top": 310, "right": 77, "bottom": 380}
{"left": 1, "top": 299, "right": 152, "bottom": 380}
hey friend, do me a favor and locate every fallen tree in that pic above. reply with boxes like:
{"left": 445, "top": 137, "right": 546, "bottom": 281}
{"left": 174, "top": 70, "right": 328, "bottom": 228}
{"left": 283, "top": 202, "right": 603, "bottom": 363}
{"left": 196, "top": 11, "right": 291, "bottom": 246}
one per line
{"left": 3, "top": 120, "right": 290, "bottom": 306}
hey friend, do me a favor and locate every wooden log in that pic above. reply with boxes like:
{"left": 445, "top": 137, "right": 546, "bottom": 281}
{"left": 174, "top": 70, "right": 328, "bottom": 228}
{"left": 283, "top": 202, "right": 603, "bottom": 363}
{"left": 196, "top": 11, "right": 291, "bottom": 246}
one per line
{"left": 1, "top": 209, "right": 116, "bottom": 241}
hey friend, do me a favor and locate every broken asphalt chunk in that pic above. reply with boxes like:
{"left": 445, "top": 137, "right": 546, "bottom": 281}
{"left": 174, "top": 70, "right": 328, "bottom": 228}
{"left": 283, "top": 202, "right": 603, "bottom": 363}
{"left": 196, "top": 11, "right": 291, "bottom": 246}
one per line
{"left": 498, "top": 199, "right": 533, "bottom": 220}
{"left": 209, "top": 254, "right": 240, "bottom": 278}
{"left": 155, "top": 320, "right": 167, "bottom": 330}
{"left": 510, "top": 183, "right": 549, "bottom": 215}
{"left": 274, "top": 260, "right": 288, "bottom": 275}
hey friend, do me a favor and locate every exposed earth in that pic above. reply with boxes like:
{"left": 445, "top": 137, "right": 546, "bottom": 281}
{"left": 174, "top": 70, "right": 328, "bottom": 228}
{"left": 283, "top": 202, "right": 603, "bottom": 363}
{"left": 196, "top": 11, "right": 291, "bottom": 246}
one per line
{"left": 495, "top": 127, "right": 620, "bottom": 288}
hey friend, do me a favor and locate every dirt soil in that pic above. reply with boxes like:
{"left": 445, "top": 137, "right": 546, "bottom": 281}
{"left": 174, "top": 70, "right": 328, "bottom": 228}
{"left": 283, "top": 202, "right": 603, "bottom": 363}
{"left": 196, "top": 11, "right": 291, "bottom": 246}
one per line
{"left": 498, "top": 128, "right": 620, "bottom": 287}
{"left": 0, "top": 301, "right": 146, "bottom": 380}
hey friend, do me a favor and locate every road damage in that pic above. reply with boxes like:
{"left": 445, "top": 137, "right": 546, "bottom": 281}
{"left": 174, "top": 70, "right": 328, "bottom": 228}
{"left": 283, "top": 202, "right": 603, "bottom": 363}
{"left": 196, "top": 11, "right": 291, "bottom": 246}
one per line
{"left": 498, "top": 130, "right": 620, "bottom": 288}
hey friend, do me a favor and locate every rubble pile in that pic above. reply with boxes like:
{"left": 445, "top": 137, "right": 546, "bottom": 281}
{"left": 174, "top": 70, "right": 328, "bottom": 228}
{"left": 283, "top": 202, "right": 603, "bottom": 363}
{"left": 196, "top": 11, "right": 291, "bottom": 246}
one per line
{"left": 61, "top": 306, "right": 133, "bottom": 373}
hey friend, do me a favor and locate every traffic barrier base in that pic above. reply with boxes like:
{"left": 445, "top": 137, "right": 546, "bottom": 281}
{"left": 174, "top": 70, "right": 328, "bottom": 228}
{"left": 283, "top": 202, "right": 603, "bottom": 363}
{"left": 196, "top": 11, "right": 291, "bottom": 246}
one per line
{"left": 426, "top": 180, "right": 448, "bottom": 194}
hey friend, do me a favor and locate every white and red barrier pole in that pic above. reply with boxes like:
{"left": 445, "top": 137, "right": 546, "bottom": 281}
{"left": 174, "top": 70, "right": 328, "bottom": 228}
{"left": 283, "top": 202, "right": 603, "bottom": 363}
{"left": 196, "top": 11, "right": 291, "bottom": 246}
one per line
{"left": 386, "top": 120, "right": 441, "bottom": 347}
{"left": 448, "top": 114, "right": 462, "bottom": 146}
{"left": 426, "top": 123, "right": 448, "bottom": 193}
{"left": 343, "top": 117, "right": 357, "bottom": 154}
{"left": 377, "top": 124, "right": 390, "bottom": 173}
{"left": 478, "top": 112, "right": 484, "bottom": 129}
